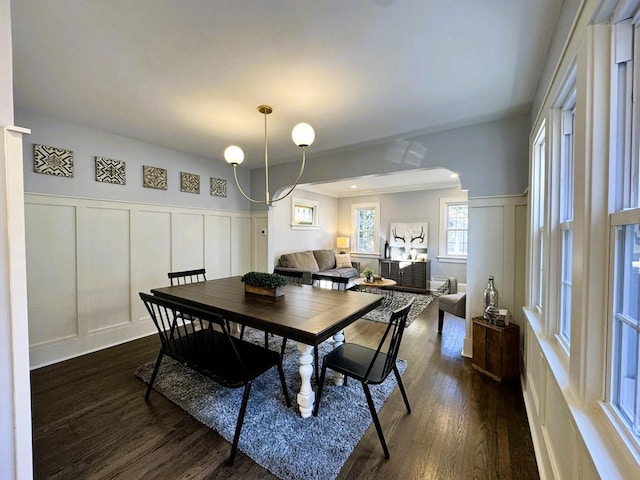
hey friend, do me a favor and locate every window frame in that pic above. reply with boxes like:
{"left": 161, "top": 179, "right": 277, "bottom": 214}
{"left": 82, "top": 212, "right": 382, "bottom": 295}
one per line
{"left": 606, "top": 15, "right": 640, "bottom": 452}
{"left": 438, "top": 196, "right": 468, "bottom": 264}
{"left": 291, "top": 197, "right": 319, "bottom": 230}
{"left": 351, "top": 202, "right": 380, "bottom": 256}
{"left": 558, "top": 92, "right": 576, "bottom": 350}
{"left": 531, "top": 123, "right": 547, "bottom": 316}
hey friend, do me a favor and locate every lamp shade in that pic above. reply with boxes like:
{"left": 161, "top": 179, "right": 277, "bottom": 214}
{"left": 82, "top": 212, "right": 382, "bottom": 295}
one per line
{"left": 336, "top": 236, "right": 350, "bottom": 250}
{"left": 224, "top": 145, "right": 245, "bottom": 165}
{"left": 291, "top": 123, "right": 315, "bottom": 148}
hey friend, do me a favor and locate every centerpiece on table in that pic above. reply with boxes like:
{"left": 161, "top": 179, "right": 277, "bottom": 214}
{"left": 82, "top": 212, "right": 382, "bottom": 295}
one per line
{"left": 241, "top": 271, "right": 288, "bottom": 297}
{"left": 362, "top": 267, "right": 383, "bottom": 283}
{"left": 362, "top": 267, "right": 374, "bottom": 283}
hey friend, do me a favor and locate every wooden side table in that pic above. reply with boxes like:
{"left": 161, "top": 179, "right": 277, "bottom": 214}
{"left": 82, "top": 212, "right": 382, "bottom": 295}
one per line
{"left": 471, "top": 317, "right": 519, "bottom": 382}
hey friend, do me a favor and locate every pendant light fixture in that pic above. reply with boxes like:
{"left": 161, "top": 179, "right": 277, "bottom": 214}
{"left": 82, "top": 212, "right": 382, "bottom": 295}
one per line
{"left": 224, "top": 105, "right": 315, "bottom": 205}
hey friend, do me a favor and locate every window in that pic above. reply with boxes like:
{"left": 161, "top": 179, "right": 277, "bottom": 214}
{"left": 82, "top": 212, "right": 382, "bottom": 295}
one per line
{"left": 352, "top": 202, "right": 380, "bottom": 254}
{"left": 611, "top": 221, "right": 640, "bottom": 442}
{"left": 559, "top": 94, "right": 576, "bottom": 348}
{"left": 438, "top": 196, "right": 468, "bottom": 262}
{"left": 291, "top": 198, "right": 319, "bottom": 230}
{"left": 531, "top": 124, "right": 546, "bottom": 314}
{"left": 609, "top": 17, "right": 640, "bottom": 446}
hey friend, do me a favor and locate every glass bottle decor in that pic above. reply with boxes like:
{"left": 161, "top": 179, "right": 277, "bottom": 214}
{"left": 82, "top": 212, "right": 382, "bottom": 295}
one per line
{"left": 483, "top": 275, "right": 499, "bottom": 322}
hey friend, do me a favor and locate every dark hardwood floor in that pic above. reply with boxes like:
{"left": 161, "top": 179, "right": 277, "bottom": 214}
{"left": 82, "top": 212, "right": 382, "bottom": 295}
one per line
{"left": 31, "top": 298, "right": 539, "bottom": 480}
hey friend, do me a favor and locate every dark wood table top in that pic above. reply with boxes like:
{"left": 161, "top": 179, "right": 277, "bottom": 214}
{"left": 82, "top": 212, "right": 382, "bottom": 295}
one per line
{"left": 151, "top": 276, "right": 383, "bottom": 346}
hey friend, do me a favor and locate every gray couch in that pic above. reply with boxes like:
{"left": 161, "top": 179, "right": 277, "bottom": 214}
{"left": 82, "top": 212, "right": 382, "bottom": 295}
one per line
{"left": 274, "top": 249, "right": 360, "bottom": 286}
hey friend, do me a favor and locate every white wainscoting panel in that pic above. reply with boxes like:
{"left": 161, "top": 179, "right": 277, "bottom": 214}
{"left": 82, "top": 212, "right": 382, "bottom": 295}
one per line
{"left": 465, "top": 195, "right": 527, "bottom": 357}
{"left": 132, "top": 210, "right": 172, "bottom": 289}
{"left": 205, "top": 215, "right": 232, "bottom": 279}
{"left": 25, "top": 203, "right": 78, "bottom": 346}
{"left": 172, "top": 213, "right": 205, "bottom": 272}
{"left": 131, "top": 209, "right": 172, "bottom": 325}
{"left": 544, "top": 371, "right": 576, "bottom": 479}
{"left": 25, "top": 194, "right": 251, "bottom": 368}
{"left": 231, "top": 216, "right": 251, "bottom": 275}
{"left": 80, "top": 206, "right": 131, "bottom": 334}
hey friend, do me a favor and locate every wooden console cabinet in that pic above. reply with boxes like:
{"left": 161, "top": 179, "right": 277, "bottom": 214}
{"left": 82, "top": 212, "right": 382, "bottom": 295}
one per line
{"left": 379, "top": 259, "right": 430, "bottom": 292}
{"left": 472, "top": 317, "right": 519, "bottom": 382}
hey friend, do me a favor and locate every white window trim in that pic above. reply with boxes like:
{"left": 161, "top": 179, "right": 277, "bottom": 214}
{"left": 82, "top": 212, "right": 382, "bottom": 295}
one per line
{"left": 290, "top": 197, "right": 319, "bottom": 230}
{"left": 351, "top": 202, "right": 380, "bottom": 256}
{"left": 529, "top": 122, "right": 546, "bottom": 316}
{"left": 437, "top": 196, "right": 468, "bottom": 263}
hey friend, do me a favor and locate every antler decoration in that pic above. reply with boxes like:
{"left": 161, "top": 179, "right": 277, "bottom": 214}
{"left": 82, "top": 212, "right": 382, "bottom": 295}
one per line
{"left": 410, "top": 226, "right": 425, "bottom": 245}
{"left": 392, "top": 227, "right": 406, "bottom": 244}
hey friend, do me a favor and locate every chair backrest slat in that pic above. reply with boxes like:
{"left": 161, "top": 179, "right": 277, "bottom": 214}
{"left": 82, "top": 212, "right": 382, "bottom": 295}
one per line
{"left": 364, "top": 297, "right": 414, "bottom": 381}
{"left": 168, "top": 268, "right": 207, "bottom": 286}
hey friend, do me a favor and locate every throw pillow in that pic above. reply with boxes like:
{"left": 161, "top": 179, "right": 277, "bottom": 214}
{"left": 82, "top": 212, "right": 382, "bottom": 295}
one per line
{"left": 313, "top": 249, "right": 337, "bottom": 271}
{"left": 335, "top": 253, "right": 352, "bottom": 268}
{"left": 437, "top": 278, "right": 451, "bottom": 295}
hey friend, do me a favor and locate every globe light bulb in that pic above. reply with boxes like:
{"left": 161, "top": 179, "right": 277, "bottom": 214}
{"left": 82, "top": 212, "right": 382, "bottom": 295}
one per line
{"left": 224, "top": 145, "right": 244, "bottom": 165}
{"left": 291, "top": 123, "right": 315, "bottom": 148}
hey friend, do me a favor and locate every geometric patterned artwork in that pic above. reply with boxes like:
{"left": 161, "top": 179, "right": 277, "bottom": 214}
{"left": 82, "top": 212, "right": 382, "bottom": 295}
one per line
{"left": 180, "top": 172, "right": 200, "bottom": 194}
{"left": 34, "top": 144, "right": 74, "bottom": 177}
{"left": 95, "top": 156, "right": 126, "bottom": 185}
{"left": 210, "top": 177, "right": 227, "bottom": 197}
{"left": 143, "top": 165, "right": 167, "bottom": 190}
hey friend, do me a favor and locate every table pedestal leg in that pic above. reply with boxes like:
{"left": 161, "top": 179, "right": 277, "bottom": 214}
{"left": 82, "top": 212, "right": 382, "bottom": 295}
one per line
{"left": 332, "top": 329, "right": 345, "bottom": 386}
{"left": 296, "top": 342, "right": 314, "bottom": 418}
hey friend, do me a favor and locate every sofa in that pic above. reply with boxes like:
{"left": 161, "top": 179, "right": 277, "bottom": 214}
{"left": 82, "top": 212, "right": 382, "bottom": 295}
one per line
{"left": 274, "top": 249, "right": 360, "bottom": 286}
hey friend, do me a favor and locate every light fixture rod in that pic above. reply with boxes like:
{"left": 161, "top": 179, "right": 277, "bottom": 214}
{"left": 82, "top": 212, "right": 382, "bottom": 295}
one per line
{"left": 263, "top": 106, "right": 270, "bottom": 204}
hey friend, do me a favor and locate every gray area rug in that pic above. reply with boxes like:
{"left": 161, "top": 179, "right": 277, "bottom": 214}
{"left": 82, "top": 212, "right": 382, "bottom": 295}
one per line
{"left": 136, "top": 330, "right": 407, "bottom": 480}
{"left": 360, "top": 290, "right": 434, "bottom": 326}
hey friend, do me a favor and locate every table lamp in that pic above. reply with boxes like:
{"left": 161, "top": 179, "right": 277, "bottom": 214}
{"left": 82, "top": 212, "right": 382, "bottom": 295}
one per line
{"left": 336, "top": 236, "right": 350, "bottom": 254}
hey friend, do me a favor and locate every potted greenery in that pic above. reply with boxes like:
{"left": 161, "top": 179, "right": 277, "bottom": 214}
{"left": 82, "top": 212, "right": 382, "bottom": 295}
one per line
{"left": 362, "top": 267, "right": 374, "bottom": 283}
{"left": 241, "top": 271, "right": 288, "bottom": 297}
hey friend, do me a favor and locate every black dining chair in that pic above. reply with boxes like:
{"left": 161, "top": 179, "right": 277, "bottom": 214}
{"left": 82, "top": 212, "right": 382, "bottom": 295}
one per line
{"left": 168, "top": 268, "right": 206, "bottom": 286}
{"left": 312, "top": 298, "right": 414, "bottom": 459}
{"left": 139, "top": 292, "right": 291, "bottom": 465}
{"left": 311, "top": 273, "right": 350, "bottom": 290}
{"left": 167, "top": 268, "right": 213, "bottom": 326}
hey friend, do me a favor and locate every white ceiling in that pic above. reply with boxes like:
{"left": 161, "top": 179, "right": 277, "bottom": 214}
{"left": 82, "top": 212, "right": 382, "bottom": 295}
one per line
{"left": 297, "top": 168, "right": 461, "bottom": 197}
{"left": 10, "top": 1, "right": 560, "bottom": 170}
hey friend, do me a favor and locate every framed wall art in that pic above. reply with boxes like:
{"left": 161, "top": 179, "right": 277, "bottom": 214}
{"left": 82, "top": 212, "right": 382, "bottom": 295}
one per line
{"left": 181, "top": 172, "right": 200, "bottom": 194}
{"left": 34, "top": 144, "right": 74, "bottom": 177}
{"left": 143, "top": 165, "right": 167, "bottom": 190}
{"left": 95, "top": 156, "right": 126, "bottom": 185}
{"left": 210, "top": 177, "right": 227, "bottom": 197}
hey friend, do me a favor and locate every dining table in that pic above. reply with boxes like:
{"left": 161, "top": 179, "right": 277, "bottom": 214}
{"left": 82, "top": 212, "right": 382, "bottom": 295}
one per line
{"left": 151, "top": 275, "right": 383, "bottom": 417}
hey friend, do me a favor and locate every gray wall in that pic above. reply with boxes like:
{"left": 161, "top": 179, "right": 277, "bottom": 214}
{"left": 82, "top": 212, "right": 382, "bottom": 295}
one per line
{"left": 337, "top": 186, "right": 467, "bottom": 283}
{"left": 531, "top": 0, "right": 583, "bottom": 120}
{"left": 17, "top": 110, "right": 251, "bottom": 212}
{"left": 250, "top": 114, "right": 531, "bottom": 212}
{"left": 271, "top": 189, "right": 338, "bottom": 264}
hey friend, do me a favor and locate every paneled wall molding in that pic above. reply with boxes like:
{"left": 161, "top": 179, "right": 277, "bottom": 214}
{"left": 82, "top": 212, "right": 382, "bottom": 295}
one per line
{"left": 464, "top": 193, "right": 527, "bottom": 358}
{"left": 23, "top": 191, "right": 249, "bottom": 215}
{"left": 25, "top": 193, "right": 252, "bottom": 368}
{"left": 523, "top": 308, "right": 639, "bottom": 480}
